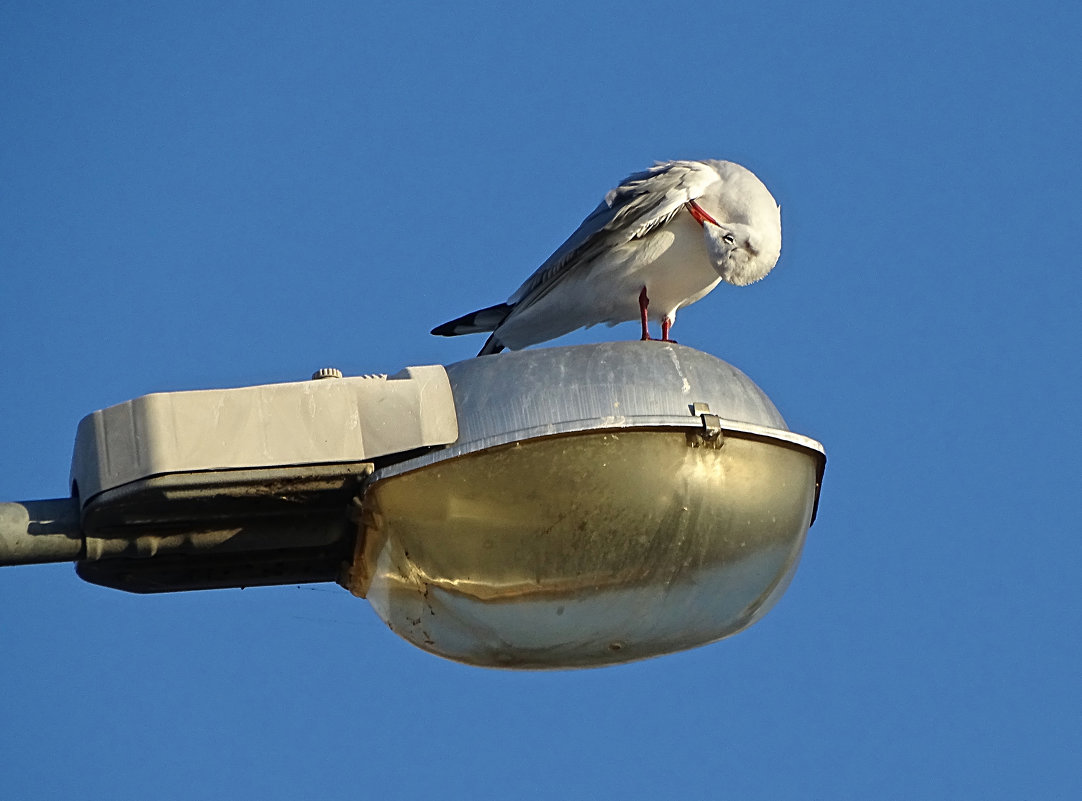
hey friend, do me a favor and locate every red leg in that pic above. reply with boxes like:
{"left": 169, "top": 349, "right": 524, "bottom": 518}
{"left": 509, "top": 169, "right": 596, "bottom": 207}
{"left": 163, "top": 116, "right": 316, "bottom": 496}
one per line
{"left": 638, "top": 287, "right": 652, "bottom": 341}
{"left": 661, "top": 317, "right": 675, "bottom": 342}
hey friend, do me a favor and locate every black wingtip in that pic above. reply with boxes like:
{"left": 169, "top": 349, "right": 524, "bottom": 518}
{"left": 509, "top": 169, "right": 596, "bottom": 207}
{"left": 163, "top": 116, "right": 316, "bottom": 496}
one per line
{"left": 430, "top": 321, "right": 458, "bottom": 337}
{"left": 430, "top": 303, "right": 514, "bottom": 339}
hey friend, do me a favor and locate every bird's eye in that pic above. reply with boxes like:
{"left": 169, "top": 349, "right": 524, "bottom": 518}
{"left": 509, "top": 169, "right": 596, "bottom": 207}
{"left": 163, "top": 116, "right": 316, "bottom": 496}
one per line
{"left": 723, "top": 233, "right": 735, "bottom": 245}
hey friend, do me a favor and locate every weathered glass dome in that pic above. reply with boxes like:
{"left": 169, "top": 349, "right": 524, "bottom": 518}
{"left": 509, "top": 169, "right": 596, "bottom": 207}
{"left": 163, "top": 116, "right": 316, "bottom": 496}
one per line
{"left": 344, "top": 342, "right": 824, "bottom": 669}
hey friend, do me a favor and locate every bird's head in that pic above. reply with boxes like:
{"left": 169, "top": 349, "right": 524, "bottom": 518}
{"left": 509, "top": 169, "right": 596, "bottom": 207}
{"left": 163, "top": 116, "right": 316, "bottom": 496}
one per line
{"left": 698, "top": 162, "right": 782, "bottom": 287}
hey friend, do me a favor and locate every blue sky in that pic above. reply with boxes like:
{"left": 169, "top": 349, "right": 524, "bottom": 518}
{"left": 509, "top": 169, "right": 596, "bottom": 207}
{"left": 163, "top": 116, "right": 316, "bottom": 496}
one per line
{"left": 2, "top": 2, "right": 1079, "bottom": 798}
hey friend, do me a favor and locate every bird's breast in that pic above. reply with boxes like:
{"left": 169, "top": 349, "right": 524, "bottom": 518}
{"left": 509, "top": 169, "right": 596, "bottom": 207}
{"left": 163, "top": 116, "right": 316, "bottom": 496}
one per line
{"left": 591, "top": 214, "right": 722, "bottom": 320}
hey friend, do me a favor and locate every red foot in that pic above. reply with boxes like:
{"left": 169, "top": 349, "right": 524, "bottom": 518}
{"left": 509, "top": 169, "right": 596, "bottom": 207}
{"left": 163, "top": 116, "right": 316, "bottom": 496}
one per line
{"left": 660, "top": 317, "right": 677, "bottom": 343}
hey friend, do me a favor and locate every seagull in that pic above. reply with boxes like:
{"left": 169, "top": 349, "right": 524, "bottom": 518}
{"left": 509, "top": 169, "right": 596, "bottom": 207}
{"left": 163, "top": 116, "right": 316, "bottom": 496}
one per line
{"left": 431, "top": 159, "right": 781, "bottom": 356}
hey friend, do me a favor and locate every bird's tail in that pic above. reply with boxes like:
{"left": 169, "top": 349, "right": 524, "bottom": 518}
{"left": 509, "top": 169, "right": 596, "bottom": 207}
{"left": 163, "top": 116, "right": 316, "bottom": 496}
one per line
{"left": 430, "top": 303, "right": 513, "bottom": 356}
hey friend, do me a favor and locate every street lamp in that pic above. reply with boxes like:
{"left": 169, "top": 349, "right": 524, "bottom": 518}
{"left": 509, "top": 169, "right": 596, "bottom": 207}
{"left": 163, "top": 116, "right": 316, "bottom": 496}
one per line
{"left": 1, "top": 342, "right": 824, "bottom": 669}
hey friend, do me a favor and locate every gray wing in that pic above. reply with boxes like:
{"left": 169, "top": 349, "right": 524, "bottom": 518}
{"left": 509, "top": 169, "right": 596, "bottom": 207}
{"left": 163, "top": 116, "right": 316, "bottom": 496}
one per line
{"left": 506, "top": 160, "right": 722, "bottom": 307}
